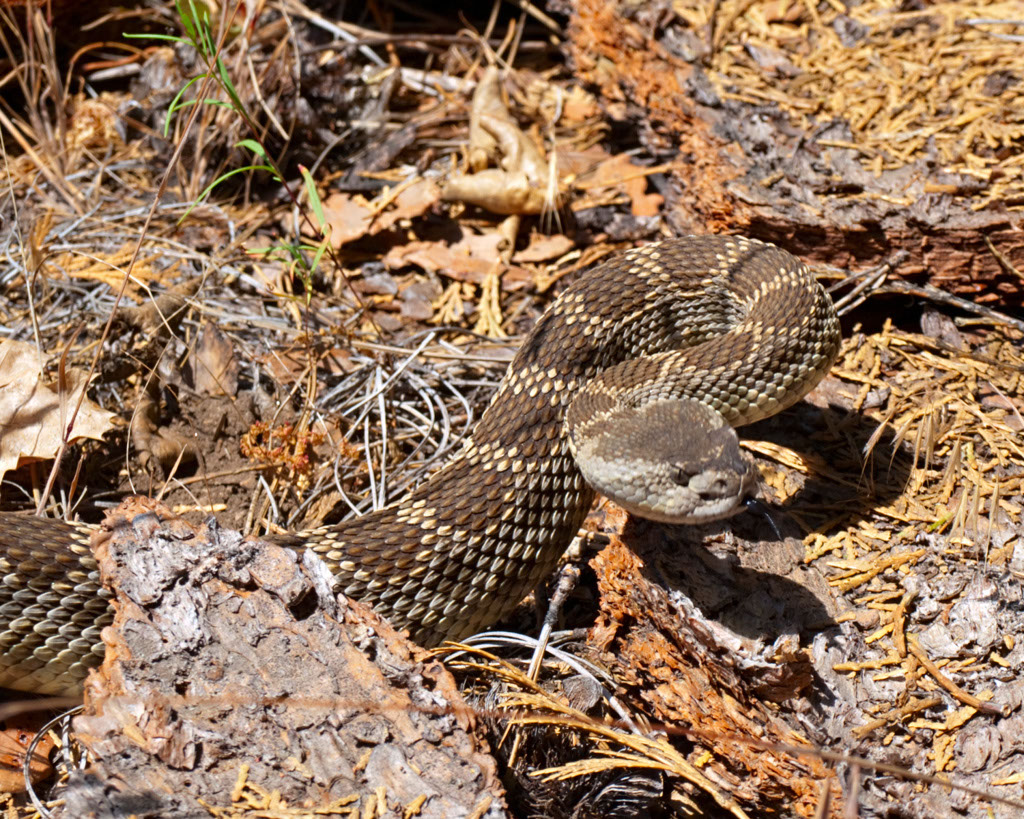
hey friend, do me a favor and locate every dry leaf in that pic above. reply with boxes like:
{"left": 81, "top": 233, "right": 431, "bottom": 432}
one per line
{"left": 384, "top": 232, "right": 532, "bottom": 285}
{"left": 0, "top": 339, "right": 117, "bottom": 481}
{"left": 555, "top": 143, "right": 615, "bottom": 177}
{"left": 320, "top": 179, "right": 440, "bottom": 249}
{"left": 384, "top": 235, "right": 500, "bottom": 283}
{"left": 192, "top": 321, "right": 239, "bottom": 397}
{"left": 512, "top": 233, "right": 575, "bottom": 263}
{"left": 371, "top": 178, "right": 442, "bottom": 232}
{"left": 589, "top": 153, "right": 665, "bottom": 217}
{"left": 260, "top": 346, "right": 356, "bottom": 385}
{"left": 0, "top": 717, "right": 55, "bottom": 792}
{"left": 321, "top": 193, "right": 374, "bottom": 248}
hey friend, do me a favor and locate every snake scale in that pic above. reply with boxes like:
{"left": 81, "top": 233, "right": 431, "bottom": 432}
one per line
{"left": 0, "top": 236, "right": 841, "bottom": 696}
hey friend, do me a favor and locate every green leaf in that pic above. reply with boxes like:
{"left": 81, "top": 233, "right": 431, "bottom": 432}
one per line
{"left": 216, "top": 56, "right": 246, "bottom": 114}
{"left": 298, "top": 165, "right": 327, "bottom": 235}
{"left": 123, "top": 33, "right": 187, "bottom": 44}
{"left": 164, "top": 76, "right": 204, "bottom": 137}
{"left": 236, "top": 139, "right": 267, "bottom": 159}
{"left": 178, "top": 165, "right": 274, "bottom": 224}
{"left": 309, "top": 236, "right": 330, "bottom": 275}
{"left": 176, "top": 0, "right": 199, "bottom": 45}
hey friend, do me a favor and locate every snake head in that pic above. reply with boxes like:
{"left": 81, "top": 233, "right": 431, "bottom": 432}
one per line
{"left": 569, "top": 397, "right": 759, "bottom": 525}
{"left": 669, "top": 450, "right": 759, "bottom": 523}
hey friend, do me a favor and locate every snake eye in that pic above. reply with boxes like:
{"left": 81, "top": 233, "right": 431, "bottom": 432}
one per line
{"left": 672, "top": 465, "right": 696, "bottom": 485}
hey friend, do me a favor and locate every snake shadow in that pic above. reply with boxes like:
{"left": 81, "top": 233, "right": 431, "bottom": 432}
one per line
{"left": 620, "top": 397, "right": 910, "bottom": 644}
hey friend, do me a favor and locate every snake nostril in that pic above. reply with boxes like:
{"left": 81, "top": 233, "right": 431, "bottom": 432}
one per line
{"left": 694, "top": 476, "right": 733, "bottom": 500}
{"left": 700, "top": 484, "right": 724, "bottom": 500}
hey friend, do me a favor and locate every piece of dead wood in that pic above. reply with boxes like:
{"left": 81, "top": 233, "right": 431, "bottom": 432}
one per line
{"left": 117, "top": 278, "right": 202, "bottom": 334}
{"left": 62, "top": 498, "right": 506, "bottom": 818}
{"left": 443, "top": 66, "right": 555, "bottom": 216}
{"left": 565, "top": 0, "right": 1024, "bottom": 305}
{"left": 587, "top": 507, "right": 842, "bottom": 817}
{"left": 129, "top": 382, "right": 198, "bottom": 474}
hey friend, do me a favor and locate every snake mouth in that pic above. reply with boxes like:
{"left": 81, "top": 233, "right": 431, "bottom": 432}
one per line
{"left": 681, "top": 459, "right": 760, "bottom": 523}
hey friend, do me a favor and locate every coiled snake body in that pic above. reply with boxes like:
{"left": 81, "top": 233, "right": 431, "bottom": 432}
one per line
{"left": 0, "top": 236, "right": 841, "bottom": 696}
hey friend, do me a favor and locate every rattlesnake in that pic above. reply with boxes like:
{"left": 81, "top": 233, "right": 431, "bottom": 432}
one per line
{"left": 0, "top": 235, "right": 841, "bottom": 695}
